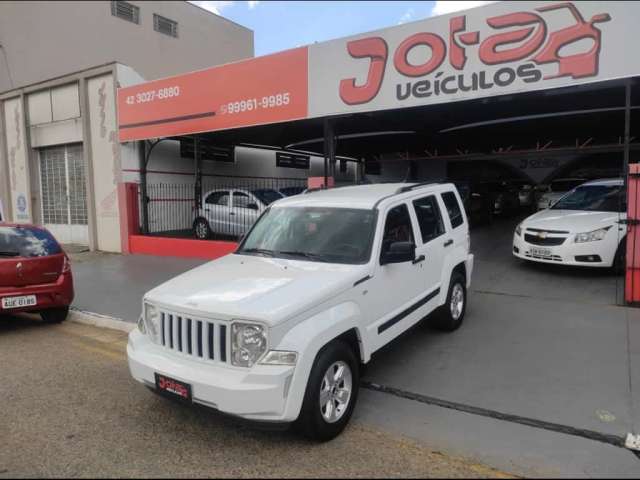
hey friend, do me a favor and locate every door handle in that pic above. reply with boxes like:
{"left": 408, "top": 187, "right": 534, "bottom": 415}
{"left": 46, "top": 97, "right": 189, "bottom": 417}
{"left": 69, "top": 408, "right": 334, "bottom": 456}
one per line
{"left": 444, "top": 239, "right": 453, "bottom": 247}
{"left": 229, "top": 212, "right": 235, "bottom": 216}
{"left": 412, "top": 255, "right": 426, "bottom": 264}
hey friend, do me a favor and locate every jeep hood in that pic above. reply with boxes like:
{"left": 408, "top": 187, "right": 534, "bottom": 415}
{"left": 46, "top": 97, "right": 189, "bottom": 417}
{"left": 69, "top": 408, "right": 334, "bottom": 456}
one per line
{"left": 145, "top": 254, "right": 364, "bottom": 326}
{"left": 522, "top": 209, "right": 624, "bottom": 233}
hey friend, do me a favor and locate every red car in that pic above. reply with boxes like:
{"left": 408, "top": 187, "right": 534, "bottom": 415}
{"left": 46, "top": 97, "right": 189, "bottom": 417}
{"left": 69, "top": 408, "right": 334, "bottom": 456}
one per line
{"left": 0, "top": 223, "right": 74, "bottom": 323}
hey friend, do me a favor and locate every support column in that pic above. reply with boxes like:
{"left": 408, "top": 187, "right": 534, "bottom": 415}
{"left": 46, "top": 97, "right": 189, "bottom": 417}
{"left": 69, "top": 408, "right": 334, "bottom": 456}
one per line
{"left": 323, "top": 118, "right": 335, "bottom": 188}
{"left": 80, "top": 77, "right": 98, "bottom": 251}
{"left": 194, "top": 136, "right": 202, "bottom": 209}
{"left": 624, "top": 80, "right": 637, "bottom": 305}
{"left": 624, "top": 80, "right": 631, "bottom": 189}
{"left": 139, "top": 140, "right": 149, "bottom": 234}
{"left": 0, "top": 99, "right": 12, "bottom": 221}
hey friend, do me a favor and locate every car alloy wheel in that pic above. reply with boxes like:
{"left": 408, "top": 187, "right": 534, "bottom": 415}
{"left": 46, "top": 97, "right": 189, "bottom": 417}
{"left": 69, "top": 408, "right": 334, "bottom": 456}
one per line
{"left": 450, "top": 283, "right": 465, "bottom": 321}
{"left": 319, "top": 360, "right": 353, "bottom": 423}
{"left": 195, "top": 220, "right": 209, "bottom": 239}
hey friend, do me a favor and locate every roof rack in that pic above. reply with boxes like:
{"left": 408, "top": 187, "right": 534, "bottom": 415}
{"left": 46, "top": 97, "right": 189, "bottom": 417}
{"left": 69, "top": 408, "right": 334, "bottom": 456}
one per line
{"left": 395, "top": 181, "right": 441, "bottom": 194}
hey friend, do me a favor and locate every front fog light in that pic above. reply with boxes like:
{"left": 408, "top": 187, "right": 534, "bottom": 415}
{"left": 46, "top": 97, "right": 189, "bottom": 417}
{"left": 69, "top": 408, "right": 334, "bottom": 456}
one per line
{"left": 144, "top": 303, "right": 161, "bottom": 343}
{"left": 260, "top": 351, "right": 298, "bottom": 366}
{"left": 231, "top": 322, "right": 267, "bottom": 367}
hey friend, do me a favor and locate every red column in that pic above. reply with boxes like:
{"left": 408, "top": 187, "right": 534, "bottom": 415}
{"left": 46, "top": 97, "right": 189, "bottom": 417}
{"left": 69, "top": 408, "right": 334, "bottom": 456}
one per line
{"left": 625, "top": 164, "right": 640, "bottom": 304}
{"left": 117, "top": 182, "right": 140, "bottom": 254}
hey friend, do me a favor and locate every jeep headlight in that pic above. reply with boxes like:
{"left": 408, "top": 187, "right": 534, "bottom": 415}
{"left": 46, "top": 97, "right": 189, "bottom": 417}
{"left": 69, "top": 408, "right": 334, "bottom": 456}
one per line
{"left": 231, "top": 322, "right": 268, "bottom": 367}
{"left": 575, "top": 227, "right": 611, "bottom": 243}
{"left": 144, "top": 303, "right": 161, "bottom": 343}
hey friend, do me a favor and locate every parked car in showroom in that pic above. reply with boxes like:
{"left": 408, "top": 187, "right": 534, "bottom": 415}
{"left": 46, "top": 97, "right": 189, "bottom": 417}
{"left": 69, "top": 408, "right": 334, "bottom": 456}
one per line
{"left": 489, "top": 181, "right": 521, "bottom": 217}
{"left": 193, "top": 187, "right": 284, "bottom": 239}
{"left": 0, "top": 223, "right": 73, "bottom": 322}
{"left": 452, "top": 181, "right": 493, "bottom": 226}
{"left": 129, "top": 183, "right": 474, "bottom": 440}
{"left": 513, "top": 179, "right": 626, "bottom": 272}
{"left": 536, "top": 177, "right": 587, "bottom": 210}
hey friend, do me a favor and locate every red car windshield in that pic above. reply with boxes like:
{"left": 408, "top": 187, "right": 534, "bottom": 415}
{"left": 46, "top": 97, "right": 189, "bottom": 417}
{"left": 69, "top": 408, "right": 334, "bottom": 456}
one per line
{"left": 0, "top": 226, "right": 62, "bottom": 258}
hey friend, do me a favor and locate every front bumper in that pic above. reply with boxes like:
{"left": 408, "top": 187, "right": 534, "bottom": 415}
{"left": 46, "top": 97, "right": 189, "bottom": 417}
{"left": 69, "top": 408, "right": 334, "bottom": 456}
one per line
{"left": 127, "top": 329, "right": 297, "bottom": 422}
{"left": 512, "top": 233, "right": 618, "bottom": 267}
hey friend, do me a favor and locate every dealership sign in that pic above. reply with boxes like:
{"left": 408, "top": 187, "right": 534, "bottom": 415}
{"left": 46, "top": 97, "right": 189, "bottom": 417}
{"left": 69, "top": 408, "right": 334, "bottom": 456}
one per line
{"left": 118, "top": 48, "right": 308, "bottom": 141}
{"left": 118, "top": 1, "right": 640, "bottom": 141}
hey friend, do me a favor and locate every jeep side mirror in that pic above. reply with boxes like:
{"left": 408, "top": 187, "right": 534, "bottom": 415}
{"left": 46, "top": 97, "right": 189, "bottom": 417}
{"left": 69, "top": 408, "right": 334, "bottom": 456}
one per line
{"left": 381, "top": 241, "right": 415, "bottom": 265}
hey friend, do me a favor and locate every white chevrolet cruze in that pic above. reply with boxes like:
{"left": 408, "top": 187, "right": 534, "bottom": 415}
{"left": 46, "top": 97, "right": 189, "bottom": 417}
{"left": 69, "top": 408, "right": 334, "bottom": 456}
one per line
{"left": 513, "top": 179, "right": 626, "bottom": 272}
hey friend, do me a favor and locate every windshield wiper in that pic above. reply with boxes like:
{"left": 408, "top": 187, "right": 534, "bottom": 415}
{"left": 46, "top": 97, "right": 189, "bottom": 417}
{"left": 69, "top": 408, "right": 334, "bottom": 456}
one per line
{"left": 277, "top": 250, "right": 331, "bottom": 262}
{"left": 239, "top": 248, "right": 276, "bottom": 257}
{"left": 0, "top": 251, "right": 19, "bottom": 257}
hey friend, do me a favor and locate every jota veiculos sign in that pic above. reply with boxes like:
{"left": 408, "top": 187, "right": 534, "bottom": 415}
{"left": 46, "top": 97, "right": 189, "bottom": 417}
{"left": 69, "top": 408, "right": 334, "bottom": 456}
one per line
{"left": 119, "top": 1, "right": 639, "bottom": 142}
{"left": 336, "top": 2, "right": 610, "bottom": 106}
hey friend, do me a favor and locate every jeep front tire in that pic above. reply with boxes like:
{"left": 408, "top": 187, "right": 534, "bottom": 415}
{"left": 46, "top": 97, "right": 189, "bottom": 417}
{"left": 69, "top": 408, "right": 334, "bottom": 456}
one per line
{"left": 430, "top": 271, "right": 466, "bottom": 332}
{"left": 296, "top": 340, "right": 360, "bottom": 441}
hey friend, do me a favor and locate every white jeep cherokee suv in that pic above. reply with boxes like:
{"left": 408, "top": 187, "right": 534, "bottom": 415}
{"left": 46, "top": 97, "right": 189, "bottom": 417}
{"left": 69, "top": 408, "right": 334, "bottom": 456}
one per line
{"left": 128, "top": 183, "right": 474, "bottom": 440}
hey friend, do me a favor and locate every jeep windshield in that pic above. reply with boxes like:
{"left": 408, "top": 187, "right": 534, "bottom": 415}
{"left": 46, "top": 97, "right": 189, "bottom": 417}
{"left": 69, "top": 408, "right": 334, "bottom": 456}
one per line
{"left": 551, "top": 184, "right": 625, "bottom": 212}
{"left": 237, "top": 207, "right": 376, "bottom": 264}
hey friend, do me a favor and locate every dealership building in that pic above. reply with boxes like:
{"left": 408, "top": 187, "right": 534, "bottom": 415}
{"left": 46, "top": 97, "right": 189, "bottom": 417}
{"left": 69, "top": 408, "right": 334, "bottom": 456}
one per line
{"left": 0, "top": 0, "right": 254, "bottom": 250}
{"left": 3, "top": 1, "right": 640, "bottom": 298}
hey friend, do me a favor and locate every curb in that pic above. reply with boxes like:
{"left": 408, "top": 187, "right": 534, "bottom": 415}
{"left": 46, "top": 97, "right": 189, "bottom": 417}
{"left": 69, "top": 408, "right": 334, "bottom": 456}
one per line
{"left": 69, "top": 308, "right": 136, "bottom": 333}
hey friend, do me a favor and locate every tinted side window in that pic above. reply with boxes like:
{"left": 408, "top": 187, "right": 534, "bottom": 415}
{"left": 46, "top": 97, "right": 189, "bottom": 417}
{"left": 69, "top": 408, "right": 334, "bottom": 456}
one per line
{"left": 0, "top": 226, "right": 62, "bottom": 257}
{"left": 205, "top": 191, "right": 230, "bottom": 206}
{"left": 233, "top": 192, "right": 252, "bottom": 208}
{"left": 412, "top": 196, "right": 445, "bottom": 243}
{"left": 441, "top": 191, "right": 464, "bottom": 229}
{"left": 382, "top": 204, "right": 415, "bottom": 252}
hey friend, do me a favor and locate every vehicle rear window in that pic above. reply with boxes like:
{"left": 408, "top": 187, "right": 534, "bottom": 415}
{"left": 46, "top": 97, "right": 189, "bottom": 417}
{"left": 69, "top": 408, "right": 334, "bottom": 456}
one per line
{"left": 412, "top": 196, "right": 445, "bottom": 243}
{"left": 441, "top": 191, "right": 464, "bottom": 228}
{"left": 0, "top": 226, "right": 62, "bottom": 257}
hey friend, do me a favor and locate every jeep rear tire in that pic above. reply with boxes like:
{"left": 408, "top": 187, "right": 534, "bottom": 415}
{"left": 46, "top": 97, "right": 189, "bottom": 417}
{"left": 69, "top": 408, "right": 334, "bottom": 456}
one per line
{"left": 296, "top": 340, "right": 359, "bottom": 442}
{"left": 430, "top": 272, "right": 466, "bottom": 332}
{"left": 40, "top": 306, "right": 69, "bottom": 324}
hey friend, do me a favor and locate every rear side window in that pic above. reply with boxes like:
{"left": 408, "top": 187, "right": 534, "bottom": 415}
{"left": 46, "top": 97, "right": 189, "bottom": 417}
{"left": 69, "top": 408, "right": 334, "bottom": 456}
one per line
{"left": 412, "top": 196, "right": 445, "bottom": 243}
{"left": 441, "top": 191, "right": 464, "bottom": 229}
{"left": 0, "top": 226, "right": 62, "bottom": 257}
{"left": 205, "top": 191, "right": 230, "bottom": 206}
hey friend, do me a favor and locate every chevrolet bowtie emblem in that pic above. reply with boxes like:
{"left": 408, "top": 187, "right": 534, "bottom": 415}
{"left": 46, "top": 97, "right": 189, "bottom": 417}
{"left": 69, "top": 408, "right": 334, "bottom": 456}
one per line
{"left": 537, "top": 232, "right": 548, "bottom": 239}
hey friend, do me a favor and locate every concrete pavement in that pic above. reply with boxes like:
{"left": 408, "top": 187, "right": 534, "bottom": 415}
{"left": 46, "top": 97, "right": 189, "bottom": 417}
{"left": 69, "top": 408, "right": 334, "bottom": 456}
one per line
{"left": 0, "top": 315, "right": 510, "bottom": 478}
{"left": 59, "top": 217, "right": 640, "bottom": 476}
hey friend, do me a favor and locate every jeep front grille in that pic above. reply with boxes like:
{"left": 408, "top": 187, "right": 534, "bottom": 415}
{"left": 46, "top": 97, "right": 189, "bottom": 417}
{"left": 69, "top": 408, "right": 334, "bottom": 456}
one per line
{"left": 159, "top": 310, "right": 228, "bottom": 363}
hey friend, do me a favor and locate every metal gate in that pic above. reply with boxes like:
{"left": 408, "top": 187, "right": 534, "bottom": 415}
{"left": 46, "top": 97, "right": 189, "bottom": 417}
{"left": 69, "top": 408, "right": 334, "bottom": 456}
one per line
{"left": 39, "top": 144, "right": 88, "bottom": 245}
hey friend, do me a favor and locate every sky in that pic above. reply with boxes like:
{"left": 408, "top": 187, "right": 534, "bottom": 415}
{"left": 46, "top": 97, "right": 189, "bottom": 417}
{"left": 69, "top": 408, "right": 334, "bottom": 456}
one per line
{"left": 190, "top": 1, "right": 494, "bottom": 57}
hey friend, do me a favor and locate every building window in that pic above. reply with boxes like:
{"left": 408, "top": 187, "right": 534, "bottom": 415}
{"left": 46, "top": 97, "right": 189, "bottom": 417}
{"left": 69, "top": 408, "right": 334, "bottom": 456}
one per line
{"left": 154, "top": 14, "right": 178, "bottom": 38}
{"left": 111, "top": 1, "right": 140, "bottom": 24}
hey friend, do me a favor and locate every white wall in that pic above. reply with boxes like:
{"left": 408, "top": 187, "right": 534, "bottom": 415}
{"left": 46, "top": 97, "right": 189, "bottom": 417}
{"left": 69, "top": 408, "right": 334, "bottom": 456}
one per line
{"left": 87, "top": 73, "right": 122, "bottom": 252}
{"left": 3, "top": 96, "right": 31, "bottom": 222}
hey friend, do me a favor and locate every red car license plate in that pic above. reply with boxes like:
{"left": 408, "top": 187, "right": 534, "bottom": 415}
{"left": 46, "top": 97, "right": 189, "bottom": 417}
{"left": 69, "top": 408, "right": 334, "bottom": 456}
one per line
{"left": 155, "top": 373, "right": 192, "bottom": 402}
